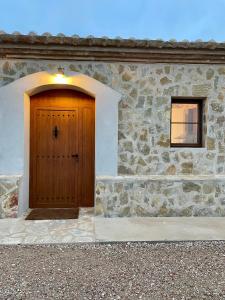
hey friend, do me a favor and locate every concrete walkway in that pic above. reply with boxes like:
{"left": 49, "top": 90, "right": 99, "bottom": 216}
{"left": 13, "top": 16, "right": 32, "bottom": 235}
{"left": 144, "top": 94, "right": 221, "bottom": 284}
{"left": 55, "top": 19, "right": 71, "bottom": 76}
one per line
{"left": 1, "top": 210, "right": 225, "bottom": 244}
{"left": 95, "top": 217, "right": 225, "bottom": 242}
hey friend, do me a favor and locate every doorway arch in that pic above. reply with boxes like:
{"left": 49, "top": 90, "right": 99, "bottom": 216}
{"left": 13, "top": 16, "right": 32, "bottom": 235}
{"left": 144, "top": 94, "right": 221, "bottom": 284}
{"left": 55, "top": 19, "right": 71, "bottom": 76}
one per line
{"left": 0, "top": 71, "right": 121, "bottom": 215}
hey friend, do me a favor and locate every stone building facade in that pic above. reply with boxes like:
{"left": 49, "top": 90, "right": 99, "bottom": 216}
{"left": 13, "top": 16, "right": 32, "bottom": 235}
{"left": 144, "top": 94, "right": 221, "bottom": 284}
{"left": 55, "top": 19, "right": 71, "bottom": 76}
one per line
{"left": 1, "top": 33, "right": 225, "bottom": 217}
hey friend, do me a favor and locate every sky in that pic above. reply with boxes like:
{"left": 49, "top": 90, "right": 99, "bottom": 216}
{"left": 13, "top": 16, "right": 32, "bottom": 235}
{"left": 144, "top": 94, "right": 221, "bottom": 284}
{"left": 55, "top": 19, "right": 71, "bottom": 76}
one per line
{"left": 1, "top": 0, "right": 225, "bottom": 41}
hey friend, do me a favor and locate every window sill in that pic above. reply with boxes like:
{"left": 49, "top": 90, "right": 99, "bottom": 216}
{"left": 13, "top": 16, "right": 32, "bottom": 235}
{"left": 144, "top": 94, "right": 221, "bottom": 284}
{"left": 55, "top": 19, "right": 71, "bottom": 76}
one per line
{"left": 169, "top": 147, "right": 207, "bottom": 151}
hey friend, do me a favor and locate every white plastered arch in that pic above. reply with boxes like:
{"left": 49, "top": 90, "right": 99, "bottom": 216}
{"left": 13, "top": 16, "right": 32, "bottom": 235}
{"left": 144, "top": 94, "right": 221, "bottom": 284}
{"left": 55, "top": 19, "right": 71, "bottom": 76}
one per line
{"left": 0, "top": 71, "right": 121, "bottom": 215}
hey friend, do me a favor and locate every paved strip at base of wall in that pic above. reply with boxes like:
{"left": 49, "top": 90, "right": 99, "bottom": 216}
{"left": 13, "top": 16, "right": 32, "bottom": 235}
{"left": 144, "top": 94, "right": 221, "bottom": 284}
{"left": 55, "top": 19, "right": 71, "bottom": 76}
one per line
{"left": 96, "top": 175, "right": 225, "bottom": 217}
{"left": 0, "top": 176, "right": 21, "bottom": 218}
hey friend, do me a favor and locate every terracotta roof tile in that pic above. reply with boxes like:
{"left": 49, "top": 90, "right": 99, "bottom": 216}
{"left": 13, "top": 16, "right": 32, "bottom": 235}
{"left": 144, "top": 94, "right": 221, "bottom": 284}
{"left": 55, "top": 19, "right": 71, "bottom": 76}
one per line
{"left": 0, "top": 31, "right": 223, "bottom": 48}
{"left": 0, "top": 32, "right": 225, "bottom": 63}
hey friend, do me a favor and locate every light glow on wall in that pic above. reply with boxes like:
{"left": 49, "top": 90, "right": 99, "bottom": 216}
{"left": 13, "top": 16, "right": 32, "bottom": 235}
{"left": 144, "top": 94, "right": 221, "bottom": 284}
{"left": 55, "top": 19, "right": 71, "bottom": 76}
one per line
{"left": 53, "top": 73, "right": 70, "bottom": 84}
{"left": 51, "top": 67, "right": 72, "bottom": 84}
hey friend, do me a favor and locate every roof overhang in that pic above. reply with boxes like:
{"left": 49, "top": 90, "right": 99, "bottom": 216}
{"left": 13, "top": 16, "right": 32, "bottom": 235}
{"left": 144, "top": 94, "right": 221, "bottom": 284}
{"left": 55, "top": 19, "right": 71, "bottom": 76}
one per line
{"left": 1, "top": 34, "right": 225, "bottom": 64}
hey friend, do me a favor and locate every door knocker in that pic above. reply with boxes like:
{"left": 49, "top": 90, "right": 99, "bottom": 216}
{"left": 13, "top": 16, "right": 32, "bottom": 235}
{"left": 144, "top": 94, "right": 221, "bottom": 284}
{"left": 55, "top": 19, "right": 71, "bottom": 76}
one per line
{"left": 53, "top": 126, "right": 59, "bottom": 138}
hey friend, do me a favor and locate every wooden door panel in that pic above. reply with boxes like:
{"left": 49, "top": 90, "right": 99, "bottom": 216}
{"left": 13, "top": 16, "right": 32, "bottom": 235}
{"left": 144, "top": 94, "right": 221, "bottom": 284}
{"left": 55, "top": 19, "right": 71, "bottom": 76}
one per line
{"left": 30, "top": 90, "right": 95, "bottom": 209}
{"left": 32, "top": 109, "right": 79, "bottom": 207}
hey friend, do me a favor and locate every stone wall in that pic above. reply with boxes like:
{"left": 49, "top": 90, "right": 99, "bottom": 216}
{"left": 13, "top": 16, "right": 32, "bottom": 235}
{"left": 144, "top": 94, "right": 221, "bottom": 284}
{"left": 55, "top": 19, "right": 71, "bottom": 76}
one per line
{"left": 96, "top": 176, "right": 225, "bottom": 217}
{"left": 0, "top": 176, "right": 21, "bottom": 218}
{"left": 1, "top": 59, "right": 225, "bottom": 217}
{"left": 0, "top": 59, "right": 224, "bottom": 176}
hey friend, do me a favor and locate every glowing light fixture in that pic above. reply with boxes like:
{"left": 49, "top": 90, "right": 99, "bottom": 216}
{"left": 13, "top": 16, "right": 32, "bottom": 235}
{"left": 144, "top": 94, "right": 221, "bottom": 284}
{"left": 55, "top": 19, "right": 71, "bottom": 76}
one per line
{"left": 53, "top": 67, "right": 69, "bottom": 84}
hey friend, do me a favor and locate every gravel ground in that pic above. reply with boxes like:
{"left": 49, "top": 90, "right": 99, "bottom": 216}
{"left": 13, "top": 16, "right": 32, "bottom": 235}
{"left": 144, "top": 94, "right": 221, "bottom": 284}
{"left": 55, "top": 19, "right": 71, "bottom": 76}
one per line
{"left": 0, "top": 241, "right": 225, "bottom": 299}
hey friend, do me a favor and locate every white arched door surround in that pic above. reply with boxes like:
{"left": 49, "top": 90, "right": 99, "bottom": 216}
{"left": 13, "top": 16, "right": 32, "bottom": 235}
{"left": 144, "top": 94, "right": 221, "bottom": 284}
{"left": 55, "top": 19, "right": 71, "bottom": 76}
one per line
{"left": 0, "top": 71, "right": 121, "bottom": 215}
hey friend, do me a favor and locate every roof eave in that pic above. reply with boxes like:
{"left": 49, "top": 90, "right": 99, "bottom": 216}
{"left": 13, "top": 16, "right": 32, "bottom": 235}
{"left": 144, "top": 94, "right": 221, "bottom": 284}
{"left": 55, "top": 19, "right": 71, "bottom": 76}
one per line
{"left": 0, "top": 34, "right": 225, "bottom": 64}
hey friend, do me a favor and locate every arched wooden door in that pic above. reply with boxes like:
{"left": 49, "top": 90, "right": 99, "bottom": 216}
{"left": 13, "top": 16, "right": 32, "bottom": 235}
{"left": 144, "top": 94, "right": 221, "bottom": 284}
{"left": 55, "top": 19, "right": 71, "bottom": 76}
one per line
{"left": 29, "top": 89, "right": 95, "bottom": 208}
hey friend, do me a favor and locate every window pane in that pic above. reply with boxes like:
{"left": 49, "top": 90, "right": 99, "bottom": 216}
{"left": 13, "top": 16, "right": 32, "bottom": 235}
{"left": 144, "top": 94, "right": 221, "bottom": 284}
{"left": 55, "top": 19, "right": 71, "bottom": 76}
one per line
{"left": 171, "top": 123, "right": 198, "bottom": 144}
{"left": 172, "top": 103, "right": 198, "bottom": 123}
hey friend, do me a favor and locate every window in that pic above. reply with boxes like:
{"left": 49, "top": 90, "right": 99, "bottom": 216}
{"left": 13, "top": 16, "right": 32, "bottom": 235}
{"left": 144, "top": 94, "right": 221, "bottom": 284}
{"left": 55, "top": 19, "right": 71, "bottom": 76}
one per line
{"left": 170, "top": 99, "right": 203, "bottom": 147}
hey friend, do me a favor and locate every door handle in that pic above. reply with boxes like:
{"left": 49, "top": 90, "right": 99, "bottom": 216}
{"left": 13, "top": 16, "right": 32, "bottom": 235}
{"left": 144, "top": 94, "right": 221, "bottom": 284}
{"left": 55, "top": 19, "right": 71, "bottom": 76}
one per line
{"left": 72, "top": 154, "right": 79, "bottom": 160}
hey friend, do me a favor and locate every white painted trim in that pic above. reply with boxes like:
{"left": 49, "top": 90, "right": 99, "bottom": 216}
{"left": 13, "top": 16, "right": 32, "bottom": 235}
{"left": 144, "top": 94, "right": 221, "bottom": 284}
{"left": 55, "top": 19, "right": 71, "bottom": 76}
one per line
{"left": 0, "top": 71, "right": 121, "bottom": 215}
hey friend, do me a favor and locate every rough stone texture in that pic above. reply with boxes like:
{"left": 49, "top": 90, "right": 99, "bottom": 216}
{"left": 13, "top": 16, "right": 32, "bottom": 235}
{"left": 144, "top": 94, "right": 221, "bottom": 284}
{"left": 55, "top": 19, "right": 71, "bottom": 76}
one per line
{"left": 2, "top": 60, "right": 225, "bottom": 217}
{"left": 96, "top": 176, "right": 225, "bottom": 217}
{"left": 0, "top": 176, "right": 21, "bottom": 218}
{"left": 0, "top": 60, "right": 225, "bottom": 176}
{"left": 0, "top": 208, "right": 94, "bottom": 243}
